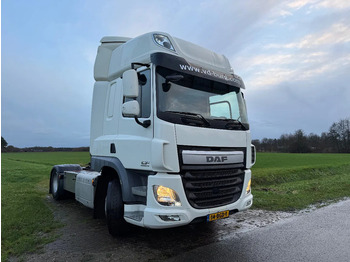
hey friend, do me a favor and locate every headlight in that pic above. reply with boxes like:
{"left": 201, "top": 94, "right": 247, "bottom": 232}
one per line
{"left": 153, "top": 34, "right": 175, "bottom": 51}
{"left": 153, "top": 185, "right": 181, "bottom": 206}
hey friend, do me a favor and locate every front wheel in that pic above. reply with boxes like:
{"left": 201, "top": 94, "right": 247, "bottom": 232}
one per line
{"left": 105, "top": 179, "right": 129, "bottom": 236}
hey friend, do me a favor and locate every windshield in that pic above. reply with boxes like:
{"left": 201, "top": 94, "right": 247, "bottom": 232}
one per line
{"left": 156, "top": 66, "right": 249, "bottom": 130}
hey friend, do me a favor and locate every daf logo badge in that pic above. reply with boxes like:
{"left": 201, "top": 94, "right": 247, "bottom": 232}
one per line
{"left": 141, "top": 161, "right": 150, "bottom": 167}
{"left": 206, "top": 156, "right": 228, "bottom": 163}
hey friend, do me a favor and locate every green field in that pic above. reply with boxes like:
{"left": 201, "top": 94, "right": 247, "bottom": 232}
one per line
{"left": 1, "top": 152, "right": 350, "bottom": 260}
{"left": 1, "top": 152, "right": 90, "bottom": 261}
{"left": 252, "top": 153, "right": 350, "bottom": 210}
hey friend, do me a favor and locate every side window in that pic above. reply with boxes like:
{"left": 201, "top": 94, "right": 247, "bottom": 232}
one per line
{"left": 124, "top": 69, "right": 151, "bottom": 118}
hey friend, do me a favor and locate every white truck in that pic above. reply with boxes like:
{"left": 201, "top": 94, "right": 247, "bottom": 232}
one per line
{"left": 50, "top": 32, "right": 256, "bottom": 236}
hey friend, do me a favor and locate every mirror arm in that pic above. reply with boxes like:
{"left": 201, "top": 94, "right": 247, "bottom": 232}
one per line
{"left": 134, "top": 117, "right": 151, "bottom": 128}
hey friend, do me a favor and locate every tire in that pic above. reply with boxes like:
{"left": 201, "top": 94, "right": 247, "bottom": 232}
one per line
{"left": 93, "top": 176, "right": 109, "bottom": 219}
{"left": 50, "top": 168, "right": 65, "bottom": 200}
{"left": 49, "top": 164, "right": 81, "bottom": 200}
{"left": 105, "top": 179, "right": 129, "bottom": 236}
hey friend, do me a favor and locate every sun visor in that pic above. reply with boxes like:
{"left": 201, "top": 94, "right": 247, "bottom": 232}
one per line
{"left": 151, "top": 53, "right": 244, "bottom": 88}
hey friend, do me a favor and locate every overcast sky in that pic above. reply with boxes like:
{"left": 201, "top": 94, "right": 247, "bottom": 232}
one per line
{"left": 2, "top": 0, "right": 350, "bottom": 147}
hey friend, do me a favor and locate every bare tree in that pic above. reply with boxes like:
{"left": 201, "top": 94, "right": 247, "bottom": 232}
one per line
{"left": 328, "top": 118, "right": 350, "bottom": 153}
{"left": 289, "top": 129, "right": 311, "bottom": 153}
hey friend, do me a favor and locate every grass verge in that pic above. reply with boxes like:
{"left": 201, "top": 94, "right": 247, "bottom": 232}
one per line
{"left": 252, "top": 153, "right": 350, "bottom": 211}
{"left": 1, "top": 152, "right": 350, "bottom": 259}
{"left": 1, "top": 152, "right": 90, "bottom": 261}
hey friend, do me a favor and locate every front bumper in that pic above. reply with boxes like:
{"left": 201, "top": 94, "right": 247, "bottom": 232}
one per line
{"left": 124, "top": 170, "right": 253, "bottom": 229}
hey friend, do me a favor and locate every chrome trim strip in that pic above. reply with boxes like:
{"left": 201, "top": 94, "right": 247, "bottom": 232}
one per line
{"left": 182, "top": 150, "right": 244, "bottom": 165}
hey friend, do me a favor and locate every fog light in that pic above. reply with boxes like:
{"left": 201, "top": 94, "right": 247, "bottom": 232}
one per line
{"left": 246, "top": 179, "right": 251, "bottom": 194}
{"left": 159, "top": 215, "right": 181, "bottom": 222}
{"left": 153, "top": 185, "right": 181, "bottom": 206}
{"left": 246, "top": 200, "right": 252, "bottom": 206}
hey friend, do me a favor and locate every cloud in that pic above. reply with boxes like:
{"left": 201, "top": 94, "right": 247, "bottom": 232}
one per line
{"left": 286, "top": 0, "right": 315, "bottom": 10}
{"left": 2, "top": 0, "right": 350, "bottom": 146}
{"left": 2, "top": 48, "right": 91, "bottom": 147}
{"left": 232, "top": 17, "right": 350, "bottom": 89}
{"left": 244, "top": 51, "right": 350, "bottom": 89}
{"left": 247, "top": 71, "right": 350, "bottom": 139}
{"left": 317, "top": 0, "right": 350, "bottom": 9}
{"left": 283, "top": 0, "right": 350, "bottom": 11}
{"left": 227, "top": 0, "right": 350, "bottom": 139}
{"left": 266, "top": 23, "right": 350, "bottom": 49}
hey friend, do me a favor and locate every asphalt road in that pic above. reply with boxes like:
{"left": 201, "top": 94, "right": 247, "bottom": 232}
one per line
{"left": 167, "top": 199, "right": 350, "bottom": 262}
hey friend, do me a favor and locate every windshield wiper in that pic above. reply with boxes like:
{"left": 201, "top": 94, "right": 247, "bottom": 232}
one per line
{"left": 164, "top": 111, "right": 210, "bottom": 127}
{"left": 223, "top": 119, "right": 249, "bottom": 130}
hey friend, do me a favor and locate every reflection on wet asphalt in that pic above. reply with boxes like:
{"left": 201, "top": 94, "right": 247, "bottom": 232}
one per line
{"left": 24, "top": 197, "right": 292, "bottom": 261}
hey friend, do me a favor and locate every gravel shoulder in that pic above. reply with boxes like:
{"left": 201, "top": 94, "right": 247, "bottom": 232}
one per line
{"left": 22, "top": 196, "right": 296, "bottom": 262}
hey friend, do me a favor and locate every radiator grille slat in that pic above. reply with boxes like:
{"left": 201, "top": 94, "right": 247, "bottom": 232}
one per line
{"left": 181, "top": 168, "right": 245, "bottom": 209}
{"left": 185, "top": 177, "right": 242, "bottom": 189}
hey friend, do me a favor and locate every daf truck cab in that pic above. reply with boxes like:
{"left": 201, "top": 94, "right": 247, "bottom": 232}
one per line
{"left": 50, "top": 32, "right": 256, "bottom": 236}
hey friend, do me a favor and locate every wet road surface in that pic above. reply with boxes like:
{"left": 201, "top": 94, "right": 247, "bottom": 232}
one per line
{"left": 23, "top": 196, "right": 292, "bottom": 261}
{"left": 167, "top": 199, "right": 350, "bottom": 262}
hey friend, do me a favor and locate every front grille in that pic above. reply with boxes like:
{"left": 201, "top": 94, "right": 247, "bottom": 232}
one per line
{"left": 181, "top": 168, "right": 244, "bottom": 209}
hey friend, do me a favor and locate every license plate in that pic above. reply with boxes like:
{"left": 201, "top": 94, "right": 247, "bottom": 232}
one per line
{"left": 207, "top": 210, "right": 229, "bottom": 222}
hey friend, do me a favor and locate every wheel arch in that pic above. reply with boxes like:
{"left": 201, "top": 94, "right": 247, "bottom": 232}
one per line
{"left": 91, "top": 156, "right": 130, "bottom": 201}
{"left": 93, "top": 165, "right": 121, "bottom": 218}
{"left": 91, "top": 156, "right": 149, "bottom": 204}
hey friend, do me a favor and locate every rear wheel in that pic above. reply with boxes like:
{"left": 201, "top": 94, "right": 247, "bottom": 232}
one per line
{"left": 105, "top": 179, "right": 129, "bottom": 236}
{"left": 50, "top": 168, "right": 64, "bottom": 200}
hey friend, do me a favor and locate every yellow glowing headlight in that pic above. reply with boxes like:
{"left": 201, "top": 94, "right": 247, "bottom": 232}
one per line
{"left": 153, "top": 185, "right": 181, "bottom": 207}
{"left": 246, "top": 179, "right": 251, "bottom": 194}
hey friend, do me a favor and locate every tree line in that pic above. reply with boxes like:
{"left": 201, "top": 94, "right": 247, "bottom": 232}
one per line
{"left": 253, "top": 118, "right": 350, "bottom": 153}
{"left": 2, "top": 118, "right": 349, "bottom": 154}
{"left": 1, "top": 137, "right": 88, "bottom": 153}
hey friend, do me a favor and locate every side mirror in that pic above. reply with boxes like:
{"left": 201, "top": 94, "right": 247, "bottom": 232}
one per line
{"left": 122, "top": 100, "right": 140, "bottom": 117}
{"left": 122, "top": 69, "right": 139, "bottom": 97}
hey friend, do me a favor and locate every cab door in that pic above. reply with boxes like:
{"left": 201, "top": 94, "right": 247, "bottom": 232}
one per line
{"left": 116, "top": 68, "right": 154, "bottom": 170}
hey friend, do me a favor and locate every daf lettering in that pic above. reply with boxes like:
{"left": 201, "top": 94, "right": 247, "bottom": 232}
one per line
{"left": 206, "top": 156, "right": 228, "bottom": 163}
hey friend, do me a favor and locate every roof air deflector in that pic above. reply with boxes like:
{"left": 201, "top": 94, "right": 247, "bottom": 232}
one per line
{"left": 100, "top": 36, "right": 131, "bottom": 44}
